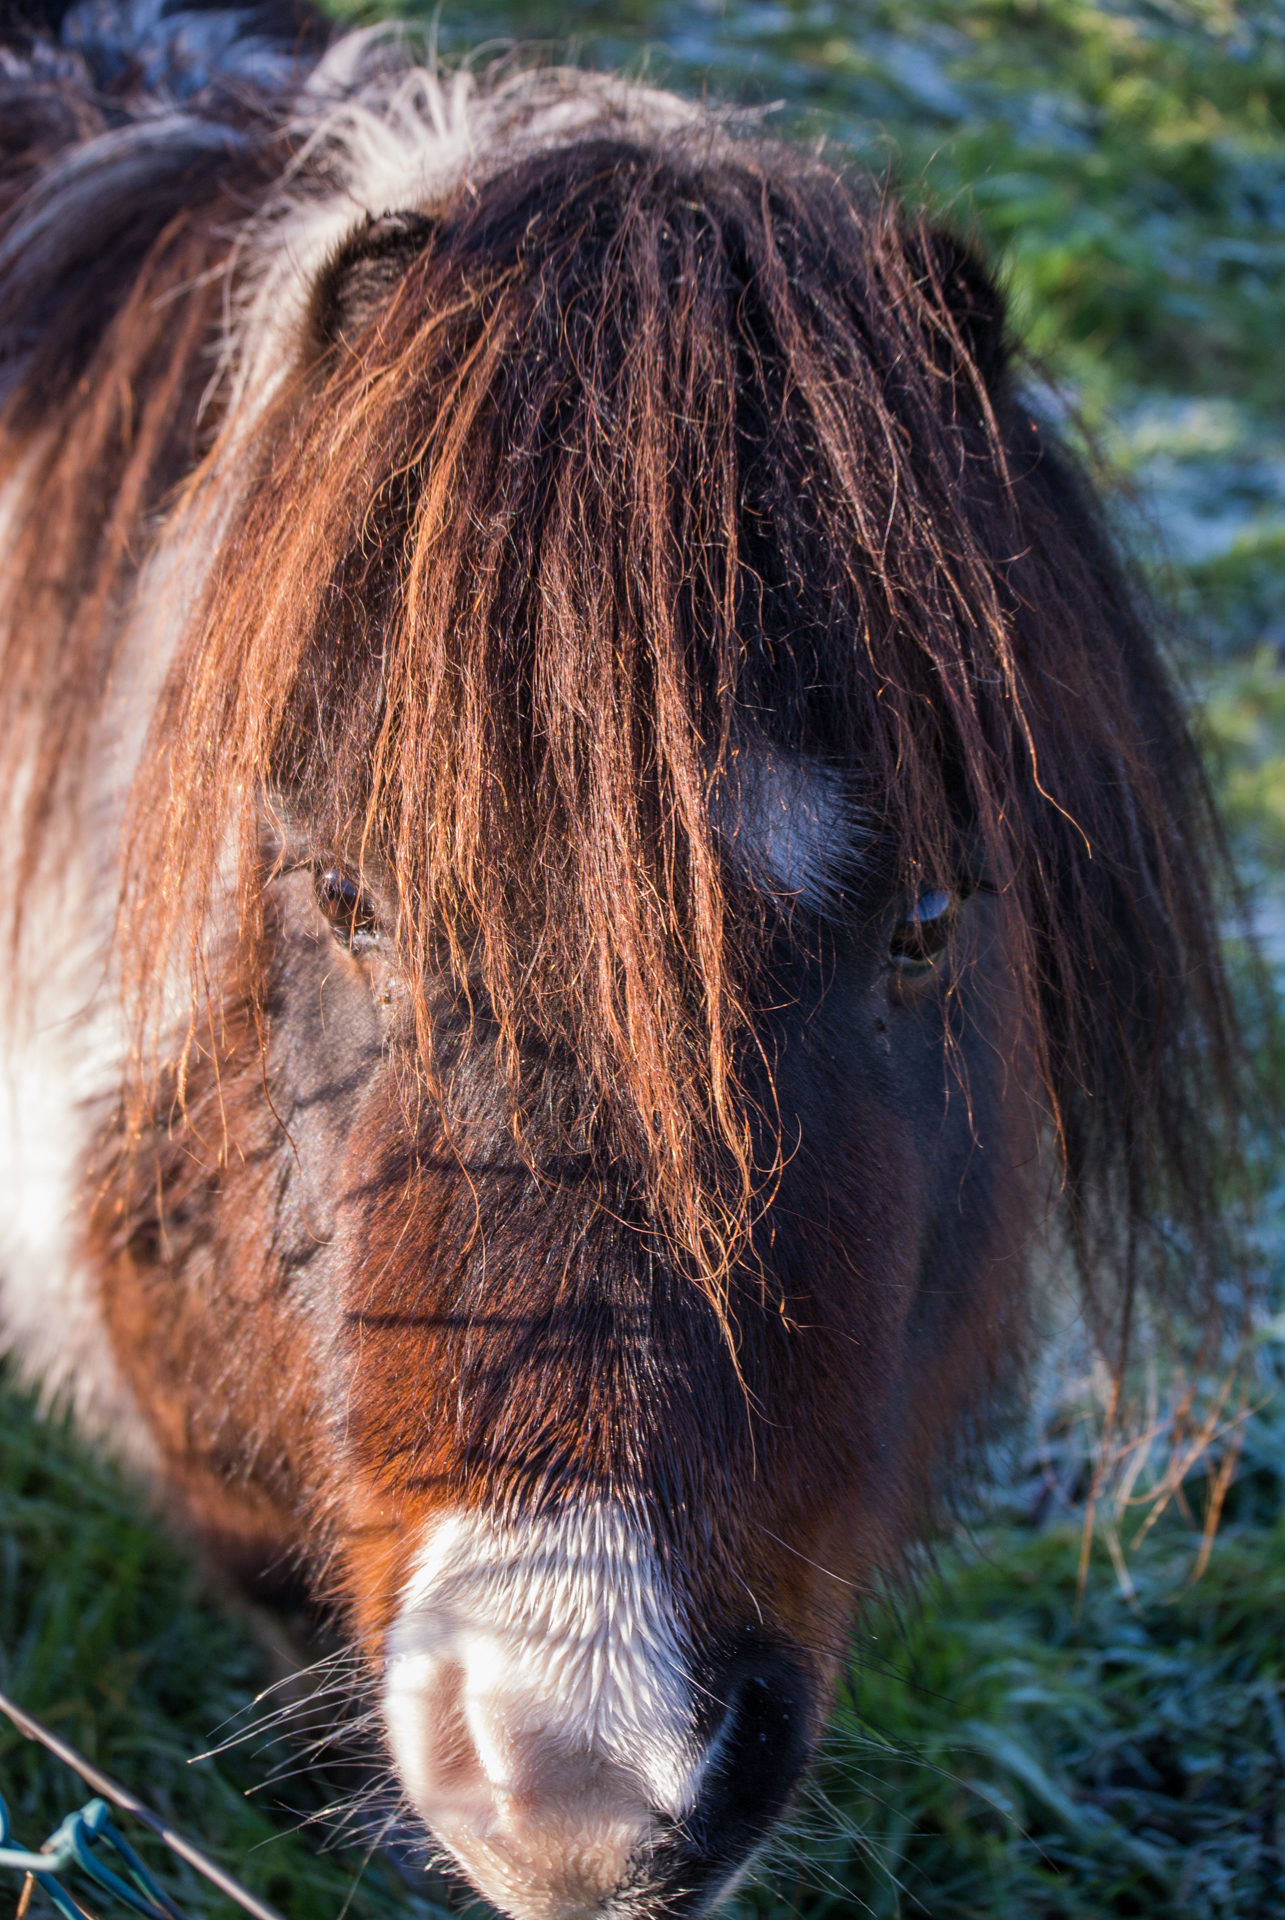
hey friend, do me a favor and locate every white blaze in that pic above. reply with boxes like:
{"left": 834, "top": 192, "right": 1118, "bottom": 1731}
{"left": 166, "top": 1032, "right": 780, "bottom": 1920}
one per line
{"left": 717, "top": 746, "right": 851, "bottom": 908}
{"left": 384, "top": 1501, "right": 699, "bottom": 1920}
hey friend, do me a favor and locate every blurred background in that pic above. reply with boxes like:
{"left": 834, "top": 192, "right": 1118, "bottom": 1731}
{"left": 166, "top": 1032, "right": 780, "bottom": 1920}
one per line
{"left": 6, "top": 4, "right": 1285, "bottom": 1916}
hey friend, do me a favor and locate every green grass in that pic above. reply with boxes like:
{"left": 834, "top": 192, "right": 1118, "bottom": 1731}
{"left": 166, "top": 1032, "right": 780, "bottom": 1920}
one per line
{"left": 7, "top": 3, "right": 1285, "bottom": 1917}
{"left": 0, "top": 1371, "right": 453, "bottom": 1920}
{"left": 740, "top": 1514, "right": 1285, "bottom": 1918}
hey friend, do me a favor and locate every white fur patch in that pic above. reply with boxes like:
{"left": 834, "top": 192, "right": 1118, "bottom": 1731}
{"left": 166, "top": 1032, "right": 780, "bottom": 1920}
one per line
{"left": 717, "top": 746, "right": 852, "bottom": 908}
{"left": 0, "top": 453, "right": 207, "bottom": 1469}
{"left": 0, "top": 948, "right": 154, "bottom": 1466}
{"left": 384, "top": 1501, "right": 699, "bottom": 1920}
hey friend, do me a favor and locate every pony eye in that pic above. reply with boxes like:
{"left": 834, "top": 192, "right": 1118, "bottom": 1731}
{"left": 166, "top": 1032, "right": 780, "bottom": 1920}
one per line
{"left": 888, "top": 888, "right": 956, "bottom": 974}
{"left": 315, "top": 867, "right": 378, "bottom": 948}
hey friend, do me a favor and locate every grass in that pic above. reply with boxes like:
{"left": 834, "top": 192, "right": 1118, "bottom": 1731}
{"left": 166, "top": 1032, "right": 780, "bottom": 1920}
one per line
{"left": 750, "top": 1513, "right": 1285, "bottom": 1918}
{"left": 0, "top": 1371, "right": 453, "bottom": 1920}
{"left": 6, "top": 3, "right": 1285, "bottom": 1918}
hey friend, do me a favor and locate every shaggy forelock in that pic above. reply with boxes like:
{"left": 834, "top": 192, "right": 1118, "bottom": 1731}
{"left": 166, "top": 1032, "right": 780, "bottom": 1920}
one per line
{"left": 0, "top": 44, "right": 1249, "bottom": 1358}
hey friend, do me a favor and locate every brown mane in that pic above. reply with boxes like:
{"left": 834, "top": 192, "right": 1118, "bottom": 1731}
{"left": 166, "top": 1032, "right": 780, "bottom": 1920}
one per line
{"left": 0, "top": 66, "right": 1248, "bottom": 1356}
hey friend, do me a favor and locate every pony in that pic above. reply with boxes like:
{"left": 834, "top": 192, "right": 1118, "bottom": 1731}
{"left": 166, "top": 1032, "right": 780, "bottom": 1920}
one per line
{"left": 0, "top": 4, "right": 1248, "bottom": 1915}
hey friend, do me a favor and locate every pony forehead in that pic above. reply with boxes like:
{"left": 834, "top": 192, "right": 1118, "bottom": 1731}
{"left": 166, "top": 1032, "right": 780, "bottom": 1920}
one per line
{"left": 270, "top": 749, "right": 861, "bottom": 917}
{"left": 716, "top": 748, "right": 859, "bottom": 910}
{"left": 227, "top": 43, "right": 716, "bottom": 428}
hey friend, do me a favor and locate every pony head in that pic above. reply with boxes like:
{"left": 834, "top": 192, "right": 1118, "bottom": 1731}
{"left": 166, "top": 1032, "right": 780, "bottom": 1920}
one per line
{"left": 0, "top": 37, "right": 1247, "bottom": 1919}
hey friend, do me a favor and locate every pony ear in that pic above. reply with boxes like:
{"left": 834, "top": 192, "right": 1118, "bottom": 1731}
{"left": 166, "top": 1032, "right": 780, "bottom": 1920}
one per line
{"left": 908, "top": 225, "right": 1009, "bottom": 391}
{"left": 308, "top": 208, "right": 437, "bottom": 355}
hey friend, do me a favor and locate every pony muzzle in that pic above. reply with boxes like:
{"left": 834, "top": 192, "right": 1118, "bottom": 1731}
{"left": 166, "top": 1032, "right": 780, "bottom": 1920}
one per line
{"left": 381, "top": 1503, "right": 814, "bottom": 1919}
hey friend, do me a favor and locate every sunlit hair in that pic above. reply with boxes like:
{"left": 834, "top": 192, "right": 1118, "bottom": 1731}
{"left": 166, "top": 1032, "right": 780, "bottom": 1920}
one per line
{"left": 0, "top": 80, "right": 1249, "bottom": 1348}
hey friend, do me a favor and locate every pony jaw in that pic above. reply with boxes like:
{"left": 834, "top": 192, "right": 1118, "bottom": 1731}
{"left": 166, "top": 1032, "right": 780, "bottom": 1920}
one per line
{"left": 383, "top": 1502, "right": 703, "bottom": 1920}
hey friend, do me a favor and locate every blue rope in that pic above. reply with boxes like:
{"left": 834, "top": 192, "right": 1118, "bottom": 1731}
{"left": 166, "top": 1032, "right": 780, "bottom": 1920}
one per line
{"left": 0, "top": 1789, "right": 188, "bottom": 1919}
{"left": 0, "top": 1689, "right": 284, "bottom": 1920}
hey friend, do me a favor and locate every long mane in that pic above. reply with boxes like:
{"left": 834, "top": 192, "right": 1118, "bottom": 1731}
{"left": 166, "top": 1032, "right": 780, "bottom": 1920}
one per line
{"left": 0, "top": 26, "right": 1251, "bottom": 1354}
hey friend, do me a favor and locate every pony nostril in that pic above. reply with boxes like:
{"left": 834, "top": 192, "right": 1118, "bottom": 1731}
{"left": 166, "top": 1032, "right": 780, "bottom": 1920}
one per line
{"left": 705, "top": 1649, "right": 813, "bottom": 1824}
{"left": 645, "top": 1642, "right": 814, "bottom": 1914}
